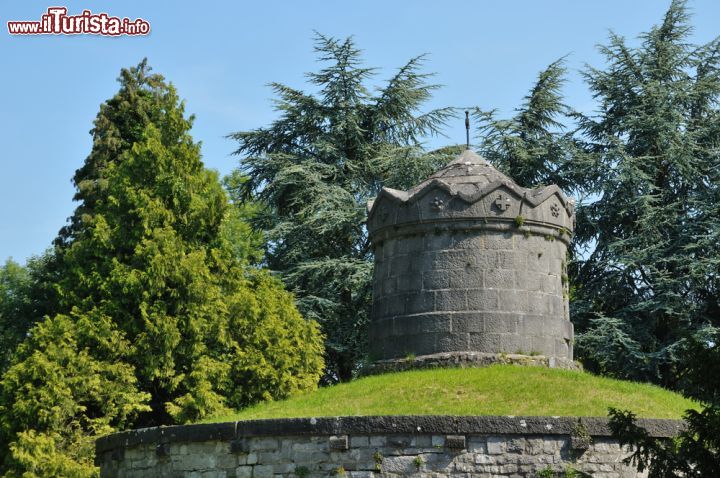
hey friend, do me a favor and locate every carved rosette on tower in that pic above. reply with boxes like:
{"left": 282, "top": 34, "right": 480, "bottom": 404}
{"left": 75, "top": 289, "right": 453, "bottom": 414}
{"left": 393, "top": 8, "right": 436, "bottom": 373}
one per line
{"left": 366, "top": 149, "right": 577, "bottom": 370}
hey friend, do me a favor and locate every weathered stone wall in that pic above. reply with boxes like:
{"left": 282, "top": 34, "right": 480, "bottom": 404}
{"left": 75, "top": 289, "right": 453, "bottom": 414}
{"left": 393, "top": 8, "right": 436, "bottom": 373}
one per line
{"left": 97, "top": 416, "right": 683, "bottom": 478}
{"left": 369, "top": 225, "right": 573, "bottom": 362}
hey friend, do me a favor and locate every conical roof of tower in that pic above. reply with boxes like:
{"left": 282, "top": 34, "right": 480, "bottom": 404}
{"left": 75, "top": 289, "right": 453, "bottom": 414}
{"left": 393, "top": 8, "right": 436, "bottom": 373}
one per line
{"left": 406, "top": 149, "right": 519, "bottom": 198}
{"left": 367, "top": 148, "right": 575, "bottom": 236}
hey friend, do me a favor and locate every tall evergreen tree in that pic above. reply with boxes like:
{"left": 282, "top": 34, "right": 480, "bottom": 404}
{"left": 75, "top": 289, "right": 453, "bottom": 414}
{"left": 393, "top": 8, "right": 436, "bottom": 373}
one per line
{"left": 472, "top": 58, "right": 584, "bottom": 192}
{"left": 230, "top": 34, "right": 456, "bottom": 381}
{"left": 0, "top": 61, "right": 323, "bottom": 476}
{"left": 572, "top": 0, "right": 720, "bottom": 387}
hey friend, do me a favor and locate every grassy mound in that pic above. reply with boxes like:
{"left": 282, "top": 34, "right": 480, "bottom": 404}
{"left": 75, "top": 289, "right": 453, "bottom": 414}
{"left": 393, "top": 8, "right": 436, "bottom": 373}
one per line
{"left": 206, "top": 365, "right": 697, "bottom": 423}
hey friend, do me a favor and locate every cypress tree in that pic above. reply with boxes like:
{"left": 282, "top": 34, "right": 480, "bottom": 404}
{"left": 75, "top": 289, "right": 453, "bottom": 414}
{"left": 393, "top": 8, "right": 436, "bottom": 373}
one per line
{"left": 0, "top": 60, "right": 324, "bottom": 476}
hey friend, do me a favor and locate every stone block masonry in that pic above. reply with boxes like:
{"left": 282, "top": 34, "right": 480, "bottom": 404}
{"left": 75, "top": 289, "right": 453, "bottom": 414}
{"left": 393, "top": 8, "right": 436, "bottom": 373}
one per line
{"left": 370, "top": 230, "right": 573, "bottom": 362}
{"left": 97, "top": 416, "right": 683, "bottom": 477}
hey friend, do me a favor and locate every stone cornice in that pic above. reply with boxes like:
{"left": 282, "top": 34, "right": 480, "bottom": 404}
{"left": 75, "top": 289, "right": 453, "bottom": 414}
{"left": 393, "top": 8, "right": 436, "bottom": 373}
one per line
{"left": 96, "top": 415, "right": 684, "bottom": 455}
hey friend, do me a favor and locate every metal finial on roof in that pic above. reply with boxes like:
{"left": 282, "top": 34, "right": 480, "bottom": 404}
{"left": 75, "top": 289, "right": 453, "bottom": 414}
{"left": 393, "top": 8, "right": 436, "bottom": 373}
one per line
{"left": 465, "top": 111, "right": 470, "bottom": 150}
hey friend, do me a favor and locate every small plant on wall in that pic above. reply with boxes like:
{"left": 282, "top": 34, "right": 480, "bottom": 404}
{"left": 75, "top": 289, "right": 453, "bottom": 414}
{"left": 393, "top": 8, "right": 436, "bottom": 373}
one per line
{"left": 537, "top": 466, "right": 554, "bottom": 478}
{"left": 535, "top": 464, "right": 590, "bottom": 477}
{"left": 373, "top": 450, "right": 383, "bottom": 472}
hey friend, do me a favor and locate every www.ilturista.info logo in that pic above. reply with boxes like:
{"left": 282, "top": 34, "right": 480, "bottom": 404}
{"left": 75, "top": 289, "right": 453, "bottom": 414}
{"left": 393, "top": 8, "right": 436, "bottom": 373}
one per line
{"left": 7, "top": 7, "right": 150, "bottom": 36}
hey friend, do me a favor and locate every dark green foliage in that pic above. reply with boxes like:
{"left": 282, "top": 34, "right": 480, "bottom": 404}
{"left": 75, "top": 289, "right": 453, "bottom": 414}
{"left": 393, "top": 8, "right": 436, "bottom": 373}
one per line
{"left": 609, "top": 330, "right": 720, "bottom": 477}
{"left": 571, "top": 0, "right": 720, "bottom": 387}
{"left": 230, "top": 34, "right": 456, "bottom": 381}
{"left": 0, "top": 254, "right": 60, "bottom": 374}
{"left": 472, "top": 2, "right": 719, "bottom": 390}
{"left": 465, "top": 2, "right": 719, "bottom": 474}
{"left": 472, "top": 58, "right": 585, "bottom": 192}
{"left": 465, "top": 0, "right": 719, "bottom": 391}
{"left": 0, "top": 260, "right": 33, "bottom": 372}
{"left": 0, "top": 60, "right": 323, "bottom": 476}
{"left": 584, "top": 2, "right": 720, "bottom": 474}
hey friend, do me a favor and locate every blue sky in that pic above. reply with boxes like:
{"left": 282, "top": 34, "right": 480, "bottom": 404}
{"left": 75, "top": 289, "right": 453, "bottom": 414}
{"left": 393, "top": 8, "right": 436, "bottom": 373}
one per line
{"left": 2, "top": 0, "right": 719, "bottom": 264}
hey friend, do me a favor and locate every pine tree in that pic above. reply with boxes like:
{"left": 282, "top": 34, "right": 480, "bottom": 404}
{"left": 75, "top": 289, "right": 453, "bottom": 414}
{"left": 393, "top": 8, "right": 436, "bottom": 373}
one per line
{"left": 0, "top": 60, "right": 324, "bottom": 475}
{"left": 230, "top": 34, "right": 456, "bottom": 381}
{"left": 472, "top": 58, "right": 584, "bottom": 192}
{"left": 582, "top": 4, "right": 720, "bottom": 473}
{"left": 571, "top": 0, "right": 720, "bottom": 387}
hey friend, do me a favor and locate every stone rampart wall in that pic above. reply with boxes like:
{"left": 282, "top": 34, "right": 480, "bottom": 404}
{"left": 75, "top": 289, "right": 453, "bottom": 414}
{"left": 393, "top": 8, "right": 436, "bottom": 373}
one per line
{"left": 97, "top": 416, "right": 683, "bottom": 478}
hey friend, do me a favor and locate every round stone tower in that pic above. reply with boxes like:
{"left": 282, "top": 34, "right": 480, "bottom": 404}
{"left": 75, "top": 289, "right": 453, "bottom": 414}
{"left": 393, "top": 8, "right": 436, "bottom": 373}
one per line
{"left": 366, "top": 149, "right": 576, "bottom": 368}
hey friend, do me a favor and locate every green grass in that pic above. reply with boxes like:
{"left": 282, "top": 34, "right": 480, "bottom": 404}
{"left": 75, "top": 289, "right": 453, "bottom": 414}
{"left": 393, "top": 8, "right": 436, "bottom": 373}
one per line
{"left": 205, "top": 365, "right": 697, "bottom": 423}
